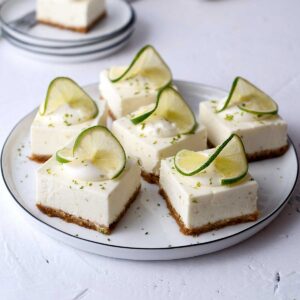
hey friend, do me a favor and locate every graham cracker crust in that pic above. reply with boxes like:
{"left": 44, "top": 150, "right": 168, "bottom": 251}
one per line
{"left": 141, "top": 170, "right": 159, "bottom": 184}
{"left": 208, "top": 140, "right": 289, "bottom": 162}
{"left": 159, "top": 187, "right": 259, "bottom": 236}
{"left": 38, "top": 11, "right": 106, "bottom": 33}
{"left": 247, "top": 144, "right": 289, "bottom": 162}
{"left": 37, "top": 185, "right": 141, "bottom": 235}
{"left": 29, "top": 154, "right": 51, "bottom": 164}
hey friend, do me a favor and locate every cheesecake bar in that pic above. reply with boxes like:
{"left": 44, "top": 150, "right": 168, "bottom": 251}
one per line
{"left": 31, "top": 78, "right": 108, "bottom": 162}
{"left": 200, "top": 101, "right": 288, "bottom": 161}
{"left": 99, "top": 45, "right": 172, "bottom": 119}
{"left": 112, "top": 112, "right": 207, "bottom": 184}
{"left": 31, "top": 101, "right": 107, "bottom": 162}
{"left": 37, "top": 0, "right": 106, "bottom": 33}
{"left": 100, "top": 69, "right": 159, "bottom": 119}
{"left": 159, "top": 151, "right": 259, "bottom": 236}
{"left": 36, "top": 140, "right": 141, "bottom": 235}
{"left": 200, "top": 78, "right": 288, "bottom": 161}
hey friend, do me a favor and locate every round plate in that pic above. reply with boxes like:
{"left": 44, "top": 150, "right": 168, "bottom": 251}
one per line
{"left": 2, "top": 30, "right": 133, "bottom": 63}
{"left": 2, "top": 18, "right": 135, "bottom": 53}
{"left": 1, "top": 81, "right": 298, "bottom": 260}
{"left": 2, "top": 26, "right": 134, "bottom": 55}
{"left": 0, "top": 0, "right": 135, "bottom": 47}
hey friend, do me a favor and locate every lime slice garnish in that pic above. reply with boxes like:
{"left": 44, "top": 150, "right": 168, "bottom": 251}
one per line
{"left": 217, "top": 77, "right": 278, "bottom": 115}
{"left": 56, "top": 148, "right": 73, "bottom": 164}
{"left": 39, "top": 77, "right": 98, "bottom": 121}
{"left": 108, "top": 45, "right": 172, "bottom": 88}
{"left": 174, "top": 134, "right": 248, "bottom": 185}
{"left": 130, "top": 86, "right": 197, "bottom": 134}
{"left": 72, "top": 126, "right": 126, "bottom": 179}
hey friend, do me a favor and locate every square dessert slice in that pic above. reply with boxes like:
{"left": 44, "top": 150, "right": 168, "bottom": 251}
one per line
{"left": 200, "top": 77, "right": 288, "bottom": 161}
{"left": 37, "top": 0, "right": 106, "bottom": 33}
{"left": 36, "top": 126, "right": 141, "bottom": 235}
{"left": 30, "top": 77, "right": 108, "bottom": 162}
{"left": 159, "top": 135, "right": 259, "bottom": 235}
{"left": 112, "top": 86, "right": 207, "bottom": 183}
{"left": 99, "top": 45, "right": 172, "bottom": 119}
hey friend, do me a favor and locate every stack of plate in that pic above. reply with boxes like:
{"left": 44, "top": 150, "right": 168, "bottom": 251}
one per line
{"left": 0, "top": 0, "right": 136, "bottom": 63}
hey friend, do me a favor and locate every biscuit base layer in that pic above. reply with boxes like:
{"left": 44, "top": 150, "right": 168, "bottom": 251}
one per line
{"left": 208, "top": 140, "right": 289, "bottom": 162}
{"left": 29, "top": 154, "right": 51, "bottom": 164}
{"left": 159, "top": 187, "right": 259, "bottom": 236}
{"left": 37, "top": 185, "right": 141, "bottom": 235}
{"left": 38, "top": 11, "right": 106, "bottom": 33}
{"left": 141, "top": 170, "right": 159, "bottom": 184}
{"left": 246, "top": 144, "right": 289, "bottom": 162}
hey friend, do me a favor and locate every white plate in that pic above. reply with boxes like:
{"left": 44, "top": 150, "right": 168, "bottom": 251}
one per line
{"left": 2, "top": 25, "right": 134, "bottom": 55}
{"left": 1, "top": 81, "right": 298, "bottom": 260}
{"left": 0, "top": 0, "right": 135, "bottom": 47}
{"left": 2, "top": 30, "right": 132, "bottom": 63}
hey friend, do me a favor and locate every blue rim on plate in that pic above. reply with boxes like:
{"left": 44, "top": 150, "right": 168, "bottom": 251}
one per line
{"left": 2, "top": 28, "right": 134, "bottom": 57}
{"left": 1, "top": 80, "right": 299, "bottom": 251}
{"left": 0, "top": 0, "right": 135, "bottom": 44}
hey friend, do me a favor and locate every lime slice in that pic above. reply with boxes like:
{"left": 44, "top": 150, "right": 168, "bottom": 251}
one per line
{"left": 174, "top": 134, "right": 248, "bottom": 185}
{"left": 108, "top": 45, "right": 172, "bottom": 88}
{"left": 217, "top": 77, "right": 278, "bottom": 115}
{"left": 214, "top": 135, "right": 248, "bottom": 185}
{"left": 130, "top": 86, "right": 197, "bottom": 134}
{"left": 56, "top": 148, "right": 73, "bottom": 164}
{"left": 39, "top": 77, "right": 98, "bottom": 121}
{"left": 73, "top": 126, "right": 126, "bottom": 179}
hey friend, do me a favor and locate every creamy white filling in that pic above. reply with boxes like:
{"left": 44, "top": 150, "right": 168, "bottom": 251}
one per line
{"left": 113, "top": 73, "right": 157, "bottom": 98}
{"left": 159, "top": 157, "right": 258, "bottom": 229}
{"left": 178, "top": 162, "right": 221, "bottom": 187}
{"left": 216, "top": 98, "right": 277, "bottom": 122}
{"left": 99, "top": 70, "right": 158, "bottom": 118}
{"left": 37, "top": 0, "right": 106, "bottom": 28}
{"left": 63, "top": 159, "right": 109, "bottom": 182}
{"left": 39, "top": 103, "right": 93, "bottom": 126}
{"left": 37, "top": 156, "right": 141, "bottom": 226}
{"left": 200, "top": 100, "right": 287, "bottom": 154}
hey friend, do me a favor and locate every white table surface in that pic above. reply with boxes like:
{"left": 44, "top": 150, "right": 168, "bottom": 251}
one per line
{"left": 1, "top": 0, "right": 300, "bottom": 299}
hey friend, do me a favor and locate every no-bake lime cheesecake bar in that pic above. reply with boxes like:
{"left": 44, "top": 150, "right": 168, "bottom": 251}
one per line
{"left": 200, "top": 77, "right": 288, "bottom": 161}
{"left": 112, "top": 85, "right": 207, "bottom": 183}
{"left": 36, "top": 126, "right": 141, "bottom": 234}
{"left": 99, "top": 45, "right": 172, "bottom": 119}
{"left": 159, "top": 134, "right": 259, "bottom": 235}
{"left": 30, "top": 77, "right": 107, "bottom": 162}
{"left": 37, "top": 0, "right": 106, "bottom": 33}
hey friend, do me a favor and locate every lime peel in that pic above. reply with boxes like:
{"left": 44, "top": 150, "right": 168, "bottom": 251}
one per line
{"left": 174, "top": 134, "right": 248, "bottom": 185}
{"left": 108, "top": 45, "right": 172, "bottom": 89}
{"left": 55, "top": 126, "right": 126, "bottom": 180}
{"left": 217, "top": 76, "right": 278, "bottom": 116}
{"left": 39, "top": 77, "right": 98, "bottom": 121}
{"left": 130, "top": 85, "right": 197, "bottom": 135}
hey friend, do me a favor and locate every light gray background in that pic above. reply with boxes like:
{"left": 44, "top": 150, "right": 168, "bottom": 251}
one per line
{"left": 0, "top": 0, "right": 300, "bottom": 299}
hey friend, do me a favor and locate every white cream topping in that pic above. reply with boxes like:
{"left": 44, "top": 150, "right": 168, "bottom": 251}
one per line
{"left": 63, "top": 159, "right": 109, "bottom": 182}
{"left": 39, "top": 103, "right": 93, "bottom": 126}
{"left": 137, "top": 118, "right": 179, "bottom": 138}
